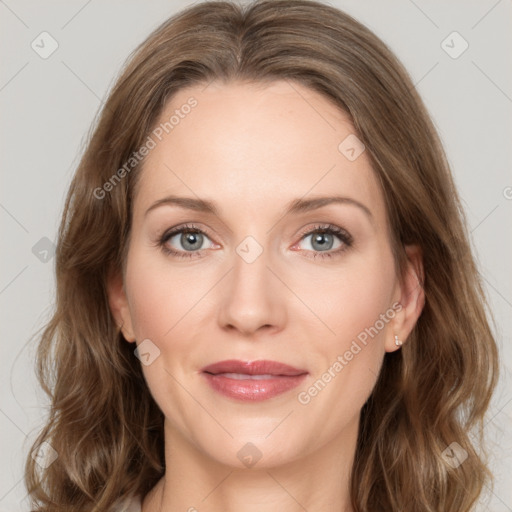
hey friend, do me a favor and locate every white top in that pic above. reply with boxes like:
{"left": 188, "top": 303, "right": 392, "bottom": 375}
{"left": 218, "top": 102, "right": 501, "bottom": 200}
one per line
{"left": 112, "top": 495, "right": 142, "bottom": 512}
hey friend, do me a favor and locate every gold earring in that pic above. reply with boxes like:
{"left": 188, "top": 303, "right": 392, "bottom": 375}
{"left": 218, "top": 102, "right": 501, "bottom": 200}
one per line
{"left": 394, "top": 335, "right": 403, "bottom": 347}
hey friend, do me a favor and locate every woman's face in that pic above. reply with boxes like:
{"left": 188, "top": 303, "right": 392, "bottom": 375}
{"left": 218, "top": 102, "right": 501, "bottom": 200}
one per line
{"left": 109, "top": 79, "right": 421, "bottom": 469}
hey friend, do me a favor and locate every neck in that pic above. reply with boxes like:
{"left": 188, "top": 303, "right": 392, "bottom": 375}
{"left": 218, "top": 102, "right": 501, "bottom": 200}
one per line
{"left": 142, "top": 417, "right": 358, "bottom": 512}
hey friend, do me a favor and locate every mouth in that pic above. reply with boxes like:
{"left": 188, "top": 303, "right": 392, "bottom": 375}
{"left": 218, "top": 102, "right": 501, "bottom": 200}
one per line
{"left": 200, "top": 360, "right": 308, "bottom": 401}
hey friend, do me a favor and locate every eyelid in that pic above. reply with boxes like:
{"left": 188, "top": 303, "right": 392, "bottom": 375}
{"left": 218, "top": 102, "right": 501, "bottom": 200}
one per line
{"left": 159, "top": 223, "right": 217, "bottom": 249}
{"left": 289, "top": 223, "right": 353, "bottom": 259}
{"left": 157, "top": 222, "right": 353, "bottom": 259}
{"left": 294, "top": 223, "right": 353, "bottom": 246}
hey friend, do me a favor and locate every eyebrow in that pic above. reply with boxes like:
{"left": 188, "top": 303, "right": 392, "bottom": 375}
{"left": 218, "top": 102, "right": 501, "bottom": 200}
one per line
{"left": 144, "top": 194, "right": 373, "bottom": 221}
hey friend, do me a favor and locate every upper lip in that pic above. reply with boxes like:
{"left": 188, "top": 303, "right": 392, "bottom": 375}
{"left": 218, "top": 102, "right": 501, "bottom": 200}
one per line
{"left": 201, "top": 360, "right": 308, "bottom": 376}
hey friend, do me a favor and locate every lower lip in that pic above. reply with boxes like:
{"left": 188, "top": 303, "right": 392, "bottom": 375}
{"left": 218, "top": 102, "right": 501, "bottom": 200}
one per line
{"left": 202, "top": 373, "right": 308, "bottom": 401}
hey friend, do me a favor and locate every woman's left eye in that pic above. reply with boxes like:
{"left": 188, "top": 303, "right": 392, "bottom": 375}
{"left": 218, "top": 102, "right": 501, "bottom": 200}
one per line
{"left": 157, "top": 223, "right": 353, "bottom": 260}
{"left": 294, "top": 224, "right": 353, "bottom": 260}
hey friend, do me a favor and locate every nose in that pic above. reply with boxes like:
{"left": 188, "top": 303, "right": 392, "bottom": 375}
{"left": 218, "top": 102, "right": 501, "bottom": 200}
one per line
{"left": 217, "top": 242, "right": 286, "bottom": 337}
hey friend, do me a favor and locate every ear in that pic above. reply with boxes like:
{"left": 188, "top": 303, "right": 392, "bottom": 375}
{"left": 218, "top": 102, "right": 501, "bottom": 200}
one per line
{"left": 106, "top": 270, "right": 136, "bottom": 343}
{"left": 385, "top": 244, "right": 425, "bottom": 352}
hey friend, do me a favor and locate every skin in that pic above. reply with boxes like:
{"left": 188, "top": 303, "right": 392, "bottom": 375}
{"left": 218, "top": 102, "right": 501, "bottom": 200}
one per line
{"left": 108, "top": 79, "right": 424, "bottom": 512}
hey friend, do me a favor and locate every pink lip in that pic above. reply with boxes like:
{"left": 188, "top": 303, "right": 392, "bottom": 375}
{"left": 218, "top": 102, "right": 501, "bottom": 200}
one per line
{"left": 200, "top": 360, "right": 308, "bottom": 402}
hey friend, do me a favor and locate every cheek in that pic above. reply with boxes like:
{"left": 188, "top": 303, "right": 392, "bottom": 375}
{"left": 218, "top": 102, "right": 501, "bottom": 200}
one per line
{"left": 123, "top": 248, "right": 207, "bottom": 422}
{"left": 291, "top": 253, "right": 395, "bottom": 441}
{"left": 304, "top": 251, "right": 395, "bottom": 349}
{"left": 297, "top": 248, "right": 396, "bottom": 401}
{"left": 124, "top": 247, "right": 204, "bottom": 340}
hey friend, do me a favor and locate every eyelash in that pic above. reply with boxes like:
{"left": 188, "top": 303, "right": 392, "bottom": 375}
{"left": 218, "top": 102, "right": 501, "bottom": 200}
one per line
{"left": 157, "top": 223, "right": 353, "bottom": 260}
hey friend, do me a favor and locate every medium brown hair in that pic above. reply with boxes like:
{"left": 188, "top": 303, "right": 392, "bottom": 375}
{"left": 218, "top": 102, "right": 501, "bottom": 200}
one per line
{"left": 25, "top": 1, "right": 499, "bottom": 510}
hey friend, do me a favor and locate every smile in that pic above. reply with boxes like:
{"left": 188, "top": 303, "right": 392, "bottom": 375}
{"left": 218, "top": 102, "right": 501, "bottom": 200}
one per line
{"left": 200, "top": 359, "right": 308, "bottom": 401}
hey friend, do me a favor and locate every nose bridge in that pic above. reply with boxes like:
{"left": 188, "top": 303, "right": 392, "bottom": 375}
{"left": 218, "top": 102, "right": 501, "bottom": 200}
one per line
{"left": 217, "top": 233, "right": 285, "bottom": 335}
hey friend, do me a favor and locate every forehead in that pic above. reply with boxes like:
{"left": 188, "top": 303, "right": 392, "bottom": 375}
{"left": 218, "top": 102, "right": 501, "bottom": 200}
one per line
{"left": 133, "top": 79, "right": 386, "bottom": 228}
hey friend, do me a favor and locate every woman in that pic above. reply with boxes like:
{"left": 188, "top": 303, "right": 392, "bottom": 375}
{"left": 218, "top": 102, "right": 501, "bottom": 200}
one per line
{"left": 25, "top": 1, "right": 499, "bottom": 511}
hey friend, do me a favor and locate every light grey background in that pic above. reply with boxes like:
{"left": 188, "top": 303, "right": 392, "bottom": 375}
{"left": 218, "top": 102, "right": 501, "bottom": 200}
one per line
{"left": 1, "top": 0, "right": 511, "bottom": 510}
